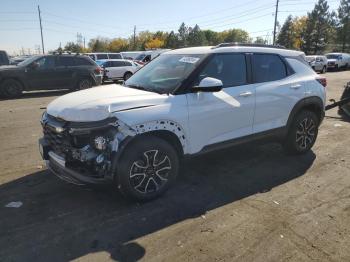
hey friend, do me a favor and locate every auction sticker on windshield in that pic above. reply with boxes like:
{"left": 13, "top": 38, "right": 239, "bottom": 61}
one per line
{"left": 179, "top": 57, "right": 200, "bottom": 64}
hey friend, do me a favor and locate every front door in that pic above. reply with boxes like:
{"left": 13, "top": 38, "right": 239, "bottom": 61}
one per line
{"left": 25, "top": 56, "right": 57, "bottom": 89}
{"left": 186, "top": 53, "right": 256, "bottom": 153}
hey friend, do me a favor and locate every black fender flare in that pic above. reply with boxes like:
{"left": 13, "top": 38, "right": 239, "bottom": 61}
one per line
{"left": 286, "top": 96, "right": 325, "bottom": 131}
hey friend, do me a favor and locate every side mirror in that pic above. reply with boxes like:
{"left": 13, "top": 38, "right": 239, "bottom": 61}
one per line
{"left": 192, "top": 77, "right": 223, "bottom": 92}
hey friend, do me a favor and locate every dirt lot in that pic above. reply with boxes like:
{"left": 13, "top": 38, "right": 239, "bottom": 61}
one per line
{"left": 0, "top": 71, "right": 349, "bottom": 262}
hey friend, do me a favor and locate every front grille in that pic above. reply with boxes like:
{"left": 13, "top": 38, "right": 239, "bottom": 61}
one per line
{"left": 43, "top": 125, "right": 70, "bottom": 156}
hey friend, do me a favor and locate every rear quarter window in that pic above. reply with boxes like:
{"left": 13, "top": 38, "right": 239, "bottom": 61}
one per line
{"left": 75, "top": 57, "right": 94, "bottom": 66}
{"left": 252, "top": 54, "right": 287, "bottom": 83}
{"left": 96, "top": 54, "right": 108, "bottom": 59}
{"left": 109, "top": 54, "right": 122, "bottom": 59}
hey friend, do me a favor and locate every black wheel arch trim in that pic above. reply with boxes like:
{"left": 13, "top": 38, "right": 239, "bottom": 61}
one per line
{"left": 286, "top": 96, "right": 325, "bottom": 130}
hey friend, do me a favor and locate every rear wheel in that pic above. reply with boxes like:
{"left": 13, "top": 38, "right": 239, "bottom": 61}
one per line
{"left": 1, "top": 79, "right": 23, "bottom": 98}
{"left": 117, "top": 136, "right": 179, "bottom": 201}
{"left": 77, "top": 78, "right": 92, "bottom": 90}
{"left": 283, "top": 110, "right": 319, "bottom": 155}
{"left": 123, "top": 72, "right": 133, "bottom": 81}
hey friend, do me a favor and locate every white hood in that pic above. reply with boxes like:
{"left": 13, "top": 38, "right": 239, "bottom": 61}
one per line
{"left": 47, "top": 84, "right": 168, "bottom": 122}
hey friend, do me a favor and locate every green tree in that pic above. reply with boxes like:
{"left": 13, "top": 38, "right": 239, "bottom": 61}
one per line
{"left": 337, "top": 0, "right": 350, "bottom": 52}
{"left": 301, "top": 0, "right": 333, "bottom": 54}
{"left": 178, "top": 22, "right": 189, "bottom": 47}
{"left": 165, "top": 31, "right": 180, "bottom": 49}
{"left": 254, "top": 36, "right": 267, "bottom": 44}
{"left": 64, "top": 42, "right": 82, "bottom": 53}
{"left": 88, "top": 38, "right": 109, "bottom": 52}
{"left": 277, "top": 15, "right": 295, "bottom": 48}
{"left": 220, "top": 29, "right": 249, "bottom": 43}
{"left": 202, "top": 30, "right": 220, "bottom": 45}
{"left": 187, "top": 24, "right": 207, "bottom": 46}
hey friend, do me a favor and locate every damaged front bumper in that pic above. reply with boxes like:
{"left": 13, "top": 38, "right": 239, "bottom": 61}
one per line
{"left": 39, "top": 113, "right": 135, "bottom": 186}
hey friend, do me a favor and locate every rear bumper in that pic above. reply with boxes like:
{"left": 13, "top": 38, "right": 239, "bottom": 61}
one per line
{"left": 39, "top": 138, "right": 110, "bottom": 185}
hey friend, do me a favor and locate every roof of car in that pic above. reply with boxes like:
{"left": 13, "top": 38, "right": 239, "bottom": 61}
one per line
{"left": 167, "top": 45, "right": 304, "bottom": 57}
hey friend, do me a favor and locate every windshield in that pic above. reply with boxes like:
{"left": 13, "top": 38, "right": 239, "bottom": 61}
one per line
{"left": 125, "top": 54, "right": 206, "bottom": 94}
{"left": 17, "top": 55, "right": 41, "bottom": 67}
{"left": 95, "top": 60, "right": 104, "bottom": 66}
{"left": 326, "top": 54, "right": 341, "bottom": 60}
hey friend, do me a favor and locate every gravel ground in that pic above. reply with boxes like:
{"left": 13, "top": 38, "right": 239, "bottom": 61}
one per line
{"left": 0, "top": 71, "right": 349, "bottom": 262}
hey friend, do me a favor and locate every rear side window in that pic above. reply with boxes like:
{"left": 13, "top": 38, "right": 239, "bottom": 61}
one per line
{"left": 109, "top": 53, "right": 122, "bottom": 59}
{"left": 75, "top": 57, "right": 94, "bottom": 66}
{"left": 195, "top": 53, "right": 247, "bottom": 87}
{"left": 252, "top": 54, "right": 287, "bottom": 83}
{"left": 96, "top": 54, "right": 108, "bottom": 59}
{"left": 56, "top": 56, "right": 75, "bottom": 67}
{"left": 123, "top": 61, "right": 132, "bottom": 66}
{"left": 112, "top": 61, "right": 125, "bottom": 67}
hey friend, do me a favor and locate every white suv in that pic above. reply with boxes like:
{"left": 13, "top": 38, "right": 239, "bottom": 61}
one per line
{"left": 39, "top": 44, "right": 326, "bottom": 201}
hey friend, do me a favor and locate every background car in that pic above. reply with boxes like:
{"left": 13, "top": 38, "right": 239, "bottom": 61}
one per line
{"left": 96, "top": 59, "right": 140, "bottom": 82}
{"left": 326, "top": 53, "right": 350, "bottom": 70}
{"left": 0, "top": 54, "right": 102, "bottom": 98}
{"left": 84, "top": 52, "right": 123, "bottom": 61}
{"left": 0, "top": 50, "right": 10, "bottom": 66}
{"left": 306, "top": 55, "right": 327, "bottom": 73}
{"left": 134, "top": 49, "right": 171, "bottom": 65}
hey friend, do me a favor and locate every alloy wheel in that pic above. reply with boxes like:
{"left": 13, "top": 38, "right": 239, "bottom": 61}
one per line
{"left": 296, "top": 118, "right": 316, "bottom": 150}
{"left": 129, "top": 150, "right": 172, "bottom": 194}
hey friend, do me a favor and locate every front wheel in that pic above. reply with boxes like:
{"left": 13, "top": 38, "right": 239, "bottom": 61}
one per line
{"left": 321, "top": 66, "right": 326, "bottom": 74}
{"left": 283, "top": 110, "right": 319, "bottom": 155}
{"left": 1, "top": 79, "right": 23, "bottom": 98}
{"left": 117, "top": 136, "right": 179, "bottom": 201}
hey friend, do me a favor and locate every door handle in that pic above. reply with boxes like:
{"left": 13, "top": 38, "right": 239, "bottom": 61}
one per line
{"left": 239, "top": 91, "right": 253, "bottom": 97}
{"left": 290, "top": 84, "right": 301, "bottom": 89}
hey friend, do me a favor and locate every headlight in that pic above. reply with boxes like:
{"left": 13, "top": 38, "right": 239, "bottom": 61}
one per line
{"left": 94, "top": 136, "right": 107, "bottom": 151}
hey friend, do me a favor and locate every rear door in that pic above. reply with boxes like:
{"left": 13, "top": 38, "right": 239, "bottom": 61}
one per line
{"left": 55, "top": 56, "right": 76, "bottom": 88}
{"left": 252, "top": 53, "right": 305, "bottom": 133}
{"left": 106, "top": 61, "right": 126, "bottom": 79}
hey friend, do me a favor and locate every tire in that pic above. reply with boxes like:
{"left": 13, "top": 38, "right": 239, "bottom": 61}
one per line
{"left": 77, "top": 78, "right": 92, "bottom": 90}
{"left": 123, "top": 72, "right": 133, "bottom": 81}
{"left": 335, "top": 64, "right": 339, "bottom": 71}
{"left": 283, "top": 110, "right": 319, "bottom": 155}
{"left": 1, "top": 79, "right": 23, "bottom": 98}
{"left": 117, "top": 136, "right": 179, "bottom": 201}
{"left": 321, "top": 66, "right": 326, "bottom": 74}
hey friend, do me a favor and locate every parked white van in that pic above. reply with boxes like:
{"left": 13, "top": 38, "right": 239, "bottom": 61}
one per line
{"left": 84, "top": 53, "right": 124, "bottom": 61}
{"left": 325, "top": 53, "right": 350, "bottom": 70}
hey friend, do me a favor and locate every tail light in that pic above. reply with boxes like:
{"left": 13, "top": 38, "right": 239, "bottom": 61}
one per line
{"left": 316, "top": 77, "right": 327, "bottom": 87}
{"left": 94, "top": 66, "right": 103, "bottom": 74}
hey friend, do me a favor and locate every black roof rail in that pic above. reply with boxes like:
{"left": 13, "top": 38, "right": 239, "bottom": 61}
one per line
{"left": 213, "top": 42, "right": 286, "bottom": 49}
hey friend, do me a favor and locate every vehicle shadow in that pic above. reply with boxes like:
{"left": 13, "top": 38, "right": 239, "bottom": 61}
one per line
{"left": 0, "top": 143, "right": 315, "bottom": 262}
{"left": 0, "top": 90, "right": 70, "bottom": 101}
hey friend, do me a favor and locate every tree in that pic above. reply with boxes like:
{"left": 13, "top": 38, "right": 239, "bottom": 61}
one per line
{"left": 292, "top": 16, "right": 308, "bottom": 49}
{"left": 64, "top": 42, "right": 82, "bottom": 53}
{"left": 337, "top": 0, "right": 350, "bottom": 52}
{"left": 145, "top": 38, "right": 165, "bottom": 49}
{"left": 178, "top": 22, "right": 189, "bottom": 47}
{"left": 187, "top": 24, "right": 207, "bottom": 46}
{"left": 277, "top": 15, "right": 295, "bottom": 48}
{"left": 301, "top": 0, "right": 333, "bottom": 54}
{"left": 202, "top": 30, "right": 220, "bottom": 45}
{"left": 220, "top": 29, "right": 249, "bottom": 43}
{"left": 254, "top": 36, "right": 267, "bottom": 44}
{"left": 109, "top": 38, "right": 129, "bottom": 52}
{"left": 88, "top": 38, "right": 109, "bottom": 52}
{"left": 165, "top": 31, "right": 180, "bottom": 49}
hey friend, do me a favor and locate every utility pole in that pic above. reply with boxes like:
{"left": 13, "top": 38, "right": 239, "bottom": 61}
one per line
{"left": 37, "top": 5, "right": 45, "bottom": 54}
{"left": 133, "top": 25, "right": 136, "bottom": 50}
{"left": 83, "top": 37, "right": 86, "bottom": 49}
{"left": 273, "top": 0, "right": 279, "bottom": 45}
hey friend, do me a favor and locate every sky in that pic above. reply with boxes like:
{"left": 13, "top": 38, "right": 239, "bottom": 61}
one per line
{"left": 0, "top": 0, "right": 342, "bottom": 55}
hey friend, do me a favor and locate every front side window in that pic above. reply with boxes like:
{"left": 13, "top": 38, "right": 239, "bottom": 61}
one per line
{"left": 194, "top": 53, "right": 247, "bottom": 88}
{"left": 112, "top": 61, "right": 125, "bottom": 67}
{"left": 36, "top": 56, "right": 55, "bottom": 69}
{"left": 252, "top": 54, "right": 287, "bottom": 83}
{"left": 125, "top": 54, "right": 206, "bottom": 94}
